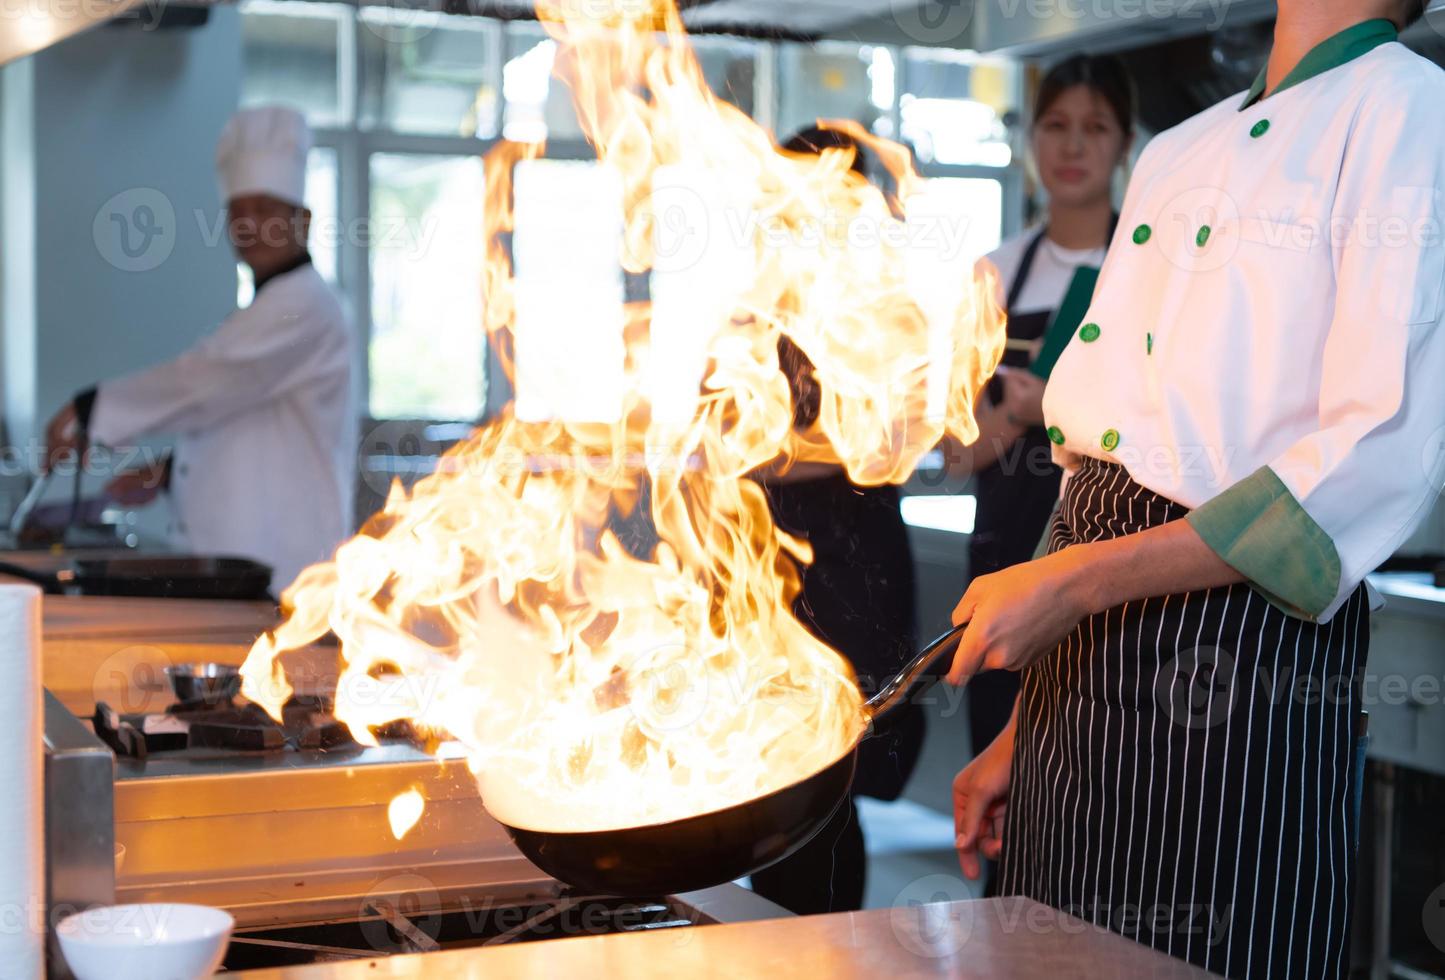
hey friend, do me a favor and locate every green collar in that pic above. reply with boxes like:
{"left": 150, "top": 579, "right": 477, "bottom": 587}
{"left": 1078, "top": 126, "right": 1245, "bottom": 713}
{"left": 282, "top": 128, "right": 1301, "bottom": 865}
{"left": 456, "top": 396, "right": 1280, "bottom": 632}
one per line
{"left": 1240, "top": 18, "right": 1398, "bottom": 110}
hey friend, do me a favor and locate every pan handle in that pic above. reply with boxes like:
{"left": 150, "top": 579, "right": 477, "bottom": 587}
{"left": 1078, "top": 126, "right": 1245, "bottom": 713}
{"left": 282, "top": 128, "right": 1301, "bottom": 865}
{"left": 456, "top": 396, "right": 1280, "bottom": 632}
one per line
{"left": 864, "top": 622, "right": 967, "bottom": 720}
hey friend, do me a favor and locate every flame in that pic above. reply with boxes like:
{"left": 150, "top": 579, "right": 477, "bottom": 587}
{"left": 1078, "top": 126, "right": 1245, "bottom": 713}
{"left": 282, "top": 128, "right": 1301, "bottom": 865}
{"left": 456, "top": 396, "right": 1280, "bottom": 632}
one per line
{"left": 388, "top": 788, "right": 426, "bottom": 840}
{"left": 242, "top": 0, "right": 1004, "bottom": 834}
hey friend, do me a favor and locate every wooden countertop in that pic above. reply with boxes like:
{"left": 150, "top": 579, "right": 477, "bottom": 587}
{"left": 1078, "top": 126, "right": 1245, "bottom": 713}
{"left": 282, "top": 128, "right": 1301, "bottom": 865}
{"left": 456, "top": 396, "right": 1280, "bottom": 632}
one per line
{"left": 226, "top": 897, "right": 1223, "bottom": 979}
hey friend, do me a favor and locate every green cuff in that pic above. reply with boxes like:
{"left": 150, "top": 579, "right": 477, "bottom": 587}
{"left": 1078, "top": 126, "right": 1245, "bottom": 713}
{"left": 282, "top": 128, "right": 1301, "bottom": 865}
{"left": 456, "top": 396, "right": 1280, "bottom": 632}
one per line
{"left": 1185, "top": 466, "right": 1341, "bottom": 621}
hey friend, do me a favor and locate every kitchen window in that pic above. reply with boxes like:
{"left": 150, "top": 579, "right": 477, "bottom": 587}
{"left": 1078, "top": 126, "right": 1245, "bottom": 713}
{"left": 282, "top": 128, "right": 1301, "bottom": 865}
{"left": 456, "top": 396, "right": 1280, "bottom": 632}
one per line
{"left": 358, "top": 12, "right": 501, "bottom": 138}
{"left": 900, "top": 47, "right": 1016, "bottom": 169}
{"left": 238, "top": 2, "right": 1022, "bottom": 433}
{"left": 368, "top": 153, "right": 487, "bottom": 421}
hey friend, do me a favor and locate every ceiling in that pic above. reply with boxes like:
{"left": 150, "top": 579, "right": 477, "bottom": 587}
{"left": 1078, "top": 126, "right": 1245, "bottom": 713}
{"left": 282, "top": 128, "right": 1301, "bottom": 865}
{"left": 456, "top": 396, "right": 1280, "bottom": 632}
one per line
{"left": 9, "top": 0, "right": 1445, "bottom": 73}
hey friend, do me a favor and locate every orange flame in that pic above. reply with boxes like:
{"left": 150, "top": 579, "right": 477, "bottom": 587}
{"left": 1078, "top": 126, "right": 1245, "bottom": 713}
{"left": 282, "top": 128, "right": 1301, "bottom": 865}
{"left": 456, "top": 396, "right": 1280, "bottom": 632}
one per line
{"left": 242, "top": 0, "right": 1004, "bottom": 834}
{"left": 388, "top": 788, "right": 426, "bottom": 840}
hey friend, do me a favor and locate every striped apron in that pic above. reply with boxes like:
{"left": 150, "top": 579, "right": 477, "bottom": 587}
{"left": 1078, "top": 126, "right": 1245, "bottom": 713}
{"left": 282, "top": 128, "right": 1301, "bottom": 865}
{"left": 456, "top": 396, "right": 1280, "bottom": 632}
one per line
{"left": 999, "top": 458, "right": 1369, "bottom": 980}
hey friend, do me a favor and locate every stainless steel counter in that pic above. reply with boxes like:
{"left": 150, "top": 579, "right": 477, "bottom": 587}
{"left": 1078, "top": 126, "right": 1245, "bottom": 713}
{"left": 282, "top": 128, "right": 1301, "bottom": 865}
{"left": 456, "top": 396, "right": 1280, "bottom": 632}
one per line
{"left": 1369, "top": 571, "right": 1445, "bottom": 620}
{"left": 227, "top": 897, "right": 1222, "bottom": 978}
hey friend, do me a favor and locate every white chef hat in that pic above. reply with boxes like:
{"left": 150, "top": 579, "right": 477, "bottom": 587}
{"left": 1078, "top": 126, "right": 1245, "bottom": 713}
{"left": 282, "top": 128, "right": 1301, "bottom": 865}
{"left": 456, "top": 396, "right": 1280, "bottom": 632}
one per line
{"left": 215, "top": 106, "right": 311, "bottom": 208}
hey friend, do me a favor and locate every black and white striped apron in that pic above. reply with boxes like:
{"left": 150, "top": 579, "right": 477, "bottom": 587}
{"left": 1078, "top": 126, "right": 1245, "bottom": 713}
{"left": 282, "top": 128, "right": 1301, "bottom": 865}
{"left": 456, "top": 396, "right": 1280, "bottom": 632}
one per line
{"left": 999, "top": 457, "right": 1368, "bottom": 980}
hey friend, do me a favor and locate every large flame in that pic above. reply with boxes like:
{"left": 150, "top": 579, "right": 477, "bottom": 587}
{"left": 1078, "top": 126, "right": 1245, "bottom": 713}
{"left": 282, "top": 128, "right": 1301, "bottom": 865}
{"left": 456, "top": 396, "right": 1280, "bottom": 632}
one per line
{"left": 242, "top": 0, "right": 1005, "bottom": 833}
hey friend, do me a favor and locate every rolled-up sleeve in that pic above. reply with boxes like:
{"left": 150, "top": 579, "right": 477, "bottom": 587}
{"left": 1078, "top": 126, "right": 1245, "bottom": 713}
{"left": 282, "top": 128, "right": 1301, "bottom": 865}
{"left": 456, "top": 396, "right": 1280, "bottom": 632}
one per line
{"left": 1187, "top": 76, "right": 1445, "bottom": 622}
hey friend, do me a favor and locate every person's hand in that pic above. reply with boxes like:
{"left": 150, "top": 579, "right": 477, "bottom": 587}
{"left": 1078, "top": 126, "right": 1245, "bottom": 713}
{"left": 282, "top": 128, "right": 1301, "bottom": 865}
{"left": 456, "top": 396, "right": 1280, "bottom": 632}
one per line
{"left": 104, "top": 466, "right": 167, "bottom": 507}
{"left": 954, "top": 722, "right": 1015, "bottom": 880}
{"left": 43, "top": 402, "right": 80, "bottom": 473}
{"left": 998, "top": 366, "right": 1046, "bottom": 427}
{"left": 946, "top": 546, "right": 1096, "bottom": 685}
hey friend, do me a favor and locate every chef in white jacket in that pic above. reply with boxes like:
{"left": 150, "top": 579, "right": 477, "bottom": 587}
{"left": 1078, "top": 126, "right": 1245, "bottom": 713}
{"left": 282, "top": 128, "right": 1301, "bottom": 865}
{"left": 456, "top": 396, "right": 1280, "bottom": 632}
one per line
{"left": 45, "top": 106, "right": 357, "bottom": 592}
{"left": 943, "top": 4, "right": 1442, "bottom": 979}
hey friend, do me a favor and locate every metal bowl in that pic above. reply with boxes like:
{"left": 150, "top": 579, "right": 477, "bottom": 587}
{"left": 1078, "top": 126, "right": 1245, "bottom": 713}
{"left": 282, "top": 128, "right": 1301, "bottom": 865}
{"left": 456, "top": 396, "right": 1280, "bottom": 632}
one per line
{"left": 164, "top": 663, "right": 242, "bottom": 705}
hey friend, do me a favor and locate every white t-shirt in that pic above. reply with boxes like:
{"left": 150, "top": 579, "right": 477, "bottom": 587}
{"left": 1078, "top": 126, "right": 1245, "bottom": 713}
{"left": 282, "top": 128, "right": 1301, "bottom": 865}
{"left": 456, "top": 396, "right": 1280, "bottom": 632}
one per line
{"left": 982, "top": 229, "right": 1106, "bottom": 316}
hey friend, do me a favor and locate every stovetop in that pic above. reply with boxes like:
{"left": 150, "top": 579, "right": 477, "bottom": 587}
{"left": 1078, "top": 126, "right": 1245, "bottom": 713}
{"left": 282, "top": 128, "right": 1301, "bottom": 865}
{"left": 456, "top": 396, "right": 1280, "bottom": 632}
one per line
{"left": 92, "top": 694, "right": 456, "bottom": 782}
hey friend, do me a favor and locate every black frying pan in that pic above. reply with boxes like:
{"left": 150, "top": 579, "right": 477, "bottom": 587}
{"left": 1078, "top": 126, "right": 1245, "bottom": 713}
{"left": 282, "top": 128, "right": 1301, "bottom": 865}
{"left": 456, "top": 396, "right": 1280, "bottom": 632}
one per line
{"left": 499, "top": 622, "right": 968, "bottom": 896}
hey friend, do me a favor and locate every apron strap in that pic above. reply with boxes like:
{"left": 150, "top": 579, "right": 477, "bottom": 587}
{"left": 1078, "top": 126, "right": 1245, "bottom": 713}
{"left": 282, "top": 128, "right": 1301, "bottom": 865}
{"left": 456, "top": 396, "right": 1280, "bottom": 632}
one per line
{"left": 1004, "top": 212, "right": 1120, "bottom": 313}
{"left": 1005, "top": 227, "right": 1048, "bottom": 312}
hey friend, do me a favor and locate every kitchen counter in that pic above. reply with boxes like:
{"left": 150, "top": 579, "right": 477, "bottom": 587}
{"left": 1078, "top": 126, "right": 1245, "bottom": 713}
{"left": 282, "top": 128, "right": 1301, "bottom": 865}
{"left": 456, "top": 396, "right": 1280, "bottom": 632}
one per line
{"left": 228, "top": 897, "right": 1222, "bottom": 979}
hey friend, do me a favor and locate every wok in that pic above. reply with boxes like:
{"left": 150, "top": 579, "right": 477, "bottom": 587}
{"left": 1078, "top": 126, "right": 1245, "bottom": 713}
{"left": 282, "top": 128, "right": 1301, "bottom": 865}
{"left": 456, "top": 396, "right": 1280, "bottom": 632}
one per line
{"left": 499, "top": 622, "right": 968, "bottom": 896}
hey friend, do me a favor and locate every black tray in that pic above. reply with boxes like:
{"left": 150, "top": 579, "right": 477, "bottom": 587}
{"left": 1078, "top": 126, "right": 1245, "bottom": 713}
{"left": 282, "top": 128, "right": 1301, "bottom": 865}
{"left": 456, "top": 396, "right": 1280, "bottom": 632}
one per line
{"left": 70, "top": 556, "right": 273, "bottom": 601}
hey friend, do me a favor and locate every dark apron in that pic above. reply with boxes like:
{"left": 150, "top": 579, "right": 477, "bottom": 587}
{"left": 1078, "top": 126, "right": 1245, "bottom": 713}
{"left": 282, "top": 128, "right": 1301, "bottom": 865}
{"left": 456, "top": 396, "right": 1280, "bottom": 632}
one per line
{"left": 1000, "top": 458, "right": 1369, "bottom": 980}
{"left": 766, "top": 475, "right": 922, "bottom": 801}
{"left": 754, "top": 474, "right": 923, "bottom": 915}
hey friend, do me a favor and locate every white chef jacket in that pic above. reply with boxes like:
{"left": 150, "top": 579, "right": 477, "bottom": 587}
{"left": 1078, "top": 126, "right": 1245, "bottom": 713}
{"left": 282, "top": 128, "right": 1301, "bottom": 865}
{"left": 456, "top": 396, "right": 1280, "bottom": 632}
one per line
{"left": 88, "top": 261, "right": 358, "bottom": 592}
{"left": 1041, "top": 25, "right": 1445, "bottom": 622}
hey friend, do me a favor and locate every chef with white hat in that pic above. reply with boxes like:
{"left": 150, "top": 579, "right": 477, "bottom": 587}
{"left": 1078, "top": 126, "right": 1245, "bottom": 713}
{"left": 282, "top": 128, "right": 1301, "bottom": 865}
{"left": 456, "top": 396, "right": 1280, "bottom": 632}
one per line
{"left": 45, "top": 106, "right": 357, "bottom": 593}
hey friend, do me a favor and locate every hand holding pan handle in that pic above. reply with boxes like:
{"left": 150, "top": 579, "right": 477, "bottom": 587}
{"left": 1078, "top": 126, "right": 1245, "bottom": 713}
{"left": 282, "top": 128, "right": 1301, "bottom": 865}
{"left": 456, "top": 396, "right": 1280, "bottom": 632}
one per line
{"left": 864, "top": 622, "right": 968, "bottom": 721}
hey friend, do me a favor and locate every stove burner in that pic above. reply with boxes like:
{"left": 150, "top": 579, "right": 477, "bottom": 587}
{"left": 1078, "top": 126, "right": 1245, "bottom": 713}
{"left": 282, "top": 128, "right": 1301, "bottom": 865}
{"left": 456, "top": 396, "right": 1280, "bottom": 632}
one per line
{"left": 92, "top": 695, "right": 406, "bottom": 759}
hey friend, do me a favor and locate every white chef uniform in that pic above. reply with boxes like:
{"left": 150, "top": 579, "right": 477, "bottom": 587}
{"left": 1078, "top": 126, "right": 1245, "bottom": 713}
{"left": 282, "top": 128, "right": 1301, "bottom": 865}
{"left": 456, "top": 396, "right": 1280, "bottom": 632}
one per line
{"left": 1041, "top": 21, "right": 1445, "bottom": 621}
{"left": 85, "top": 108, "right": 357, "bottom": 592}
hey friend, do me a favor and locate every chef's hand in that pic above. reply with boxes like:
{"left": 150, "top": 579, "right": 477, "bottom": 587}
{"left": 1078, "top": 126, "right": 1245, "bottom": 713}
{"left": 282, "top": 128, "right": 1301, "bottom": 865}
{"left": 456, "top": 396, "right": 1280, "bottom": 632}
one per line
{"left": 105, "top": 465, "right": 167, "bottom": 506}
{"left": 43, "top": 402, "right": 81, "bottom": 473}
{"left": 998, "top": 366, "right": 1046, "bottom": 427}
{"left": 954, "top": 717, "right": 1014, "bottom": 880}
{"left": 946, "top": 547, "right": 1093, "bottom": 686}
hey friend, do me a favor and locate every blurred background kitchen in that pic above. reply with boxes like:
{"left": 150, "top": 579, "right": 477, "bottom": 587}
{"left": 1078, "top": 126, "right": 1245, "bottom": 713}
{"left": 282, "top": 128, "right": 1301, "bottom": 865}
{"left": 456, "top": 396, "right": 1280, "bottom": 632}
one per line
{"left": 3, "top": 1, "right": 1445, "bottom": 976}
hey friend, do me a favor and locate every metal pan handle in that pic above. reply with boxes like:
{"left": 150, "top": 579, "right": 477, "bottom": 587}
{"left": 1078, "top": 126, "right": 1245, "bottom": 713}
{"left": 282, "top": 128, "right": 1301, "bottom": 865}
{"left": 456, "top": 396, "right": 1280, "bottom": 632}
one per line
{"left": 864, "top": 622, "right": 967, "bottom": 720}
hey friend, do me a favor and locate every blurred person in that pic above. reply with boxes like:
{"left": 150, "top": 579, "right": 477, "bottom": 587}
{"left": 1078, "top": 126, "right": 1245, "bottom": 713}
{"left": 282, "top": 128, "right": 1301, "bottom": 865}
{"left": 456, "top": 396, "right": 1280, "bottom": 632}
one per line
{"left": 748, "top": 127, "right": 925, "bottom": 915}
{"left": 45, "top": 106, "right": 357, "bottom": 592}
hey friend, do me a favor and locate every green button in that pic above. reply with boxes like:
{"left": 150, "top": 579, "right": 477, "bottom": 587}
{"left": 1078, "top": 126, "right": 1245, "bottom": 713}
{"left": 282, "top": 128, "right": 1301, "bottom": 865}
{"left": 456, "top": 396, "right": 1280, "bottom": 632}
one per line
{"left": 1196, "top": 225, "right": 1211, "bottom": 247}
{"left": 1046, "top": 426, "right": 1065, "bottom": 446}
{"left": 1250, "top": 119, "right": 1270, "bottom": 139}
{"left": 1079, "top": 322, "right": 1101, "bottom": 343}
{"left": 1132, "top": 224, "right": 1151, "bottom": 245}
{"left": 1100, "top": 429, "right": 1120, "bottom": 452}
{"left": 1146, "top": 332, "right": 1153, "bottom": 355}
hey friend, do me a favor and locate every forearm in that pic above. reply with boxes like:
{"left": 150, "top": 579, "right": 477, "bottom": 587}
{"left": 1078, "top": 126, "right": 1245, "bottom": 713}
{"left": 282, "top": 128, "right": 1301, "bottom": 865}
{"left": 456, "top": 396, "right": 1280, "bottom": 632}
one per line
{"left": 1054, "top": 517, "right": 1246, "bottom": 616}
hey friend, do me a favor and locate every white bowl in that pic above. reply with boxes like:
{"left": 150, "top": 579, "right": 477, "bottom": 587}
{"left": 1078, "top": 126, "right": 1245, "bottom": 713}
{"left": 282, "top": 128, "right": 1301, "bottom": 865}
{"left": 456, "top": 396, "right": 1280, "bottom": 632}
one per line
{"left": 57, "top": 903, "right": 233, "bottom": 980}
